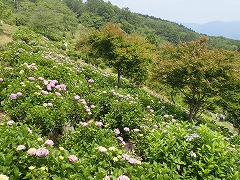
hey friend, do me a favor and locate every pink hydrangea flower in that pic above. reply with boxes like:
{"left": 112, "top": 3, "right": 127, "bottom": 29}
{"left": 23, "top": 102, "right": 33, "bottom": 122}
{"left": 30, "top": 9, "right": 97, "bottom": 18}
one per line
{"left": 28, "top": 77, "right": 35, "bottom": 81}
{"left": 74, "top": 95, "right": 80, "bottom": 100}
{"left": 0, "top": 78, "right": 3, "bottom": 82}
{"left": 149, "top": 109, "right": 154, "bottom": 113}
{"left": 90, "top": 105, "right": 96, "bottom": 109}
{"left": 153, "top": 124, "right": 158, "bottom": 129}
{"left": 117, "top": 175, "right": 130, "bottom": 180}
{"left": 10, "top": 94, "right": 17, "bottom": 100}
{"left": 171, "top": 119, "right": 176, "bottom": 123}
{"left": 117, "top": 136, "right": 123, "bottom": 141}
{"left": 35, "top": 148, "right": 49, "bottom": 157}
{"left": 44, "top": 139, "right": 54, "bottom": 146}
{"left": 95, "top": 121, "right": 103, "bottom": 127}
{"left": 88, "top": 79, "right": 94, "bottom": 83}
{"left": 46, "top": 84, "right": 52, "bottom": 91}
{"left": 47, "top": 103, "right": 53, "bottom": 107}
{"left": 16, "top": 145, "right": 26, "bottom": 151}
{"left": 7, "top": 120, "right": 14, "bottom": 126}
{"left": 128, "top": 158, "right": 137, "bottom": 164}
{"left": 80, "top": 122, "right": 88, "bottom": 127}
{"left": 38, "top": 77, "right": 44, "bottom": 81}
{"left": 114, "top": 129, "right": 120, "bottom": 135}
{"left": 123, "top": 127, "right": 130, "bottom": 132}
{"left": 41, "top": 90, "right": 48, "bottom": 95}
{"left": 164, "top": 114, "right": 169, "bottom": 118}
{"left": 16, "top": 92, "right": 22, "bottom": 96}
{"left": 27, "top": 148, "right": 37, "bottom": 156}
{"left": 105, "top": 175, "right": 111, "bottom": 180}
{"left": 122, "top": 154, "right": 130, "bottom": 160}
{"left": 68, "top": 154, "right": 78, "bottom": 162}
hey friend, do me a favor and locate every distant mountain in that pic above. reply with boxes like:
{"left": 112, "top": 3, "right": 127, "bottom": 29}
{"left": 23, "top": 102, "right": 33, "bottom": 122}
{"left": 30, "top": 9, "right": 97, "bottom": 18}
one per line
{"left": 182, "top": 21, "right": 240, "bottom": 40}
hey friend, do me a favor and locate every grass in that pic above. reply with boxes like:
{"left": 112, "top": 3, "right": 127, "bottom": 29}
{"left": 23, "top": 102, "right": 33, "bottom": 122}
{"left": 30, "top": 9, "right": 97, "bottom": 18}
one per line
{"left": 0, "top": 24, "right": 17, "bottom": 46}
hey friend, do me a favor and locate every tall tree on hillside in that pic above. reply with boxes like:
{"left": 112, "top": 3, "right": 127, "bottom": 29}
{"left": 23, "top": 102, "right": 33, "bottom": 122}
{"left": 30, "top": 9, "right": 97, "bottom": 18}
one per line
{"left": 79, "top": 22, "right": 155, "bottom": 86}
{"left": 150, "top": 37, "right": 238, "bottom": 121}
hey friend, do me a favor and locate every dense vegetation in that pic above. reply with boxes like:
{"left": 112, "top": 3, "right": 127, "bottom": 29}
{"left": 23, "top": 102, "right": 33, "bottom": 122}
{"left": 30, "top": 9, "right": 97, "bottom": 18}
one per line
{"left": 0, "top": 0, "right": 240, "bottom": 179}
{"left": 1, "top": 0, "right": 240, "bottom": 50}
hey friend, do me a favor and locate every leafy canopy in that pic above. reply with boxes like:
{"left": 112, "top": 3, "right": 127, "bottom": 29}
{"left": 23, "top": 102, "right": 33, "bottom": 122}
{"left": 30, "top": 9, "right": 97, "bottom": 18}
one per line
{"left": 150, "top": 37, "right": 238, "bottom": 120}
{"left": 78, "top": 22, "right": 155, "bottom": 86}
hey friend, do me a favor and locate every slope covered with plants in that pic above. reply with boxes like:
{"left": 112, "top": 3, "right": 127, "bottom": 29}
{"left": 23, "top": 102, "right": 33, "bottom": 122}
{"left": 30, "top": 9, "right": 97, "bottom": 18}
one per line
{"left": 1, "top": 0, "right": 240, "bottom": 50}
{"left": 0, "top": 27, "right": 240, "bottom": 179}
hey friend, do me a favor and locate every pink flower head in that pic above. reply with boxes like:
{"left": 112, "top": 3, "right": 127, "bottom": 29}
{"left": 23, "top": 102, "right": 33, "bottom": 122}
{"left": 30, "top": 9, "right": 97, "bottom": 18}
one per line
{"left": 16, "top": 145, "right": 26, "bottom": 151}
{"left": 122, "top": 154, "right": 130, "bottom": 160}
{"left": 95, "top": 121, "right": 103, "bottom": 127}
{"left": 114, "top": 129, "right": 120, "bottom": 135}
{"left": 117, "top": 175, "right": 130, "bottom": 180}
{"left": 117, "top": 136, "right": 123, "bottom": 142}
{"left": 74, "top": 95, "right": 80, "bottom": 100}
{"left": 56, "top": 84, "right": 66, "bottom": 91}
{"left": 47, "top": 103, "right": 53, "bottom": 107}
{"left": 166, "top": 125, "right": 170, "bottom": 129}
{"left": 10, "top": 94, "right": 17, "bottom": 100}
{"left": 128, "top": 158, "right": 137, "bottom": 164}
{"left": 85, "top": 108, "right": 91, "bottom": 112}
{"left": 98, "top": 146, "right": 107, "bottom": 153}
{"left": 171, "top": 119, "right": 176, "bottom": 123}
{"left": 68, "top": 154, "right": 78, "bottom": 163}
{"left": 90, "top": 105, "right": 96, "bottom": 109}
{"left": 164, "top": 114, "right": 169, "bottom": 118}
{"left": 7, "top": 120, "right": 14, "bottom": 126}
{"left": 38, "top": 77, "right": 44, "bottom": 81}
{"left": 80, "top": 122, "right": 88, "bottom": 127}
{"left": 41, "top": 90, "right": 48, "bottom": 95}
{"left": 88, "top": 79, "right": 94, "bottom": 83}
{"left": 0, "top": 78, "right": 3, "bottom": 82}
{"left": 27, "top": 148, "right": 37, "bottom": 156}
{"left": 105, "top": 175, "right": 111, "bottom": 180}
{"left": 35, "top": 148, "right": 49, "bottom": 157}
{"left": 16, "top": 92, "right": 22, "bottom": 96}
{"left": 153, "top": 124, "right": 158, "bottom": 129}
{"left": 124, "top": 127, "right": 130, "bottom": 132}
{"left": 44, "top": 139, "right": 54, "bottom": 146}
{"left": 161, "top": 105, "right": 165, "bottom": 109}
{"left": 28, "top": 77, "right": 35, "bottom": 81}
{"left": 46, "top": 84, "right": 52, "bottom": 91}
{"left": 149, "top": 109, "right": 154, "bottom": 113}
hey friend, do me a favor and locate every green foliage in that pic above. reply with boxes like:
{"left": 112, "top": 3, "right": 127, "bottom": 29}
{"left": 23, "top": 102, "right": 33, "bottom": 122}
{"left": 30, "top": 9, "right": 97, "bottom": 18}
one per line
{"left": 1, "top": 27, "right": 240, "bottom": 180}
{"left": 80, "top": 22, "right": 155, "bottom": 86}
{"left": 133, "top": 122, "right": 240, "bottom": 179}
{"left": 150, "top": 37, "right": 239, "bottom": 121}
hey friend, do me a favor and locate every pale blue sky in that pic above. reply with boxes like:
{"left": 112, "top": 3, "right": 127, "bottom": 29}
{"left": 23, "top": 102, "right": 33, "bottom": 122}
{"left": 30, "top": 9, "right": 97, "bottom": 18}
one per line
{"left": 103, "top": 0, "right": 240, "bottom": 24}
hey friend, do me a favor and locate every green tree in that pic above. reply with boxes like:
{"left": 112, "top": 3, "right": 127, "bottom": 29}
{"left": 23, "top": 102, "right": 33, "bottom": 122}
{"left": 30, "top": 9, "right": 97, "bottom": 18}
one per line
{"left": 150, "top": 37, "right": 237, "bottom": 121}
{"left": 82, "top": 22, "right": 154, "bottom": 86}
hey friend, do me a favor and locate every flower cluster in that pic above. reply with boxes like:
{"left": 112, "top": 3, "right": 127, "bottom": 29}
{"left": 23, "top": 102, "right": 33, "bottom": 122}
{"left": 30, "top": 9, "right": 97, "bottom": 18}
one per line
{"left": 10, "top": 92, "right": 22, "bottom": 100}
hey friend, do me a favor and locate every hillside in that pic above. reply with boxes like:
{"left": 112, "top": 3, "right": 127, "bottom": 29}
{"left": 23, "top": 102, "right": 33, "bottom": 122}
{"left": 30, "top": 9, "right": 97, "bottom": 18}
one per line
{"left": 0, "top": 27, "right": 240, "bottom": 179}
{"left": 1, "top": 0, "right": 240, "bottom": 50}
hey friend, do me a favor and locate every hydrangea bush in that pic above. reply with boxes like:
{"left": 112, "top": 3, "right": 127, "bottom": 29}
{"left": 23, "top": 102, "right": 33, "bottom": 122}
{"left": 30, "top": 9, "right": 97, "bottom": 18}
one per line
{"left": 0, "top": 29, "right": 239, "bottom": 179}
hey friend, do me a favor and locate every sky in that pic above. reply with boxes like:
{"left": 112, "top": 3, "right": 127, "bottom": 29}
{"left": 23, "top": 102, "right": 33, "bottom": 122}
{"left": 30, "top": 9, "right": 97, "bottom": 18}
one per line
{"left": 103, "top": 0, "right": 240, "bottom": 24}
